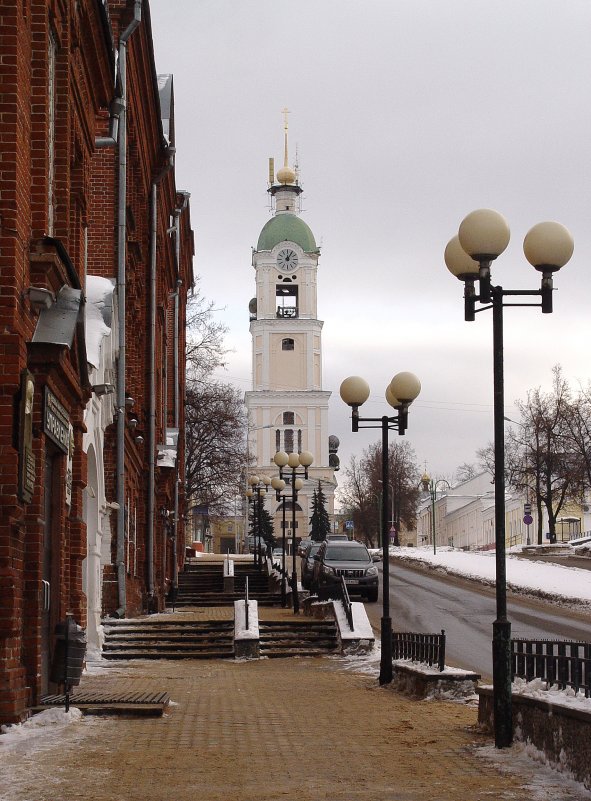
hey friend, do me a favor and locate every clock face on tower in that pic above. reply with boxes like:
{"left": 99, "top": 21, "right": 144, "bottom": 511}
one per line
{"left": 277, "top": 248, "right": 298, "bottom": 272}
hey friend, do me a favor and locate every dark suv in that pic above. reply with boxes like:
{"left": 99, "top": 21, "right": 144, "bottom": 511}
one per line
{"left": 312, "top": 540, "right": 379, "bottom": 602}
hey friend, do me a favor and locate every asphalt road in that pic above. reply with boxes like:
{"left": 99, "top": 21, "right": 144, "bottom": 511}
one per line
{"left": 364, "top": 559, "right": 591, "bottom": 681}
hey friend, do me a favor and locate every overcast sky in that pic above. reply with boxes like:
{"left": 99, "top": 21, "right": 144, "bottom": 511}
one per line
{"left": 150, "top": 0, "right": 591, "bottom": 485}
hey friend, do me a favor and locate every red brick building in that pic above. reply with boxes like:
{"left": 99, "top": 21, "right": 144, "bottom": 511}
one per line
{"left": 0, "top": 0, "right": 192, "bottom": 724}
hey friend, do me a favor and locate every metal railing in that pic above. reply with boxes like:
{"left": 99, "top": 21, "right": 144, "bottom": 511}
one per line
{"left": 244, "top": 576, "right": 249, "bottom": 631}
{"left": 511, "top": 638, "right": 591, "bottom": 697}
{"left": 317, "top": 577, "right": 354, "bottom": 630}
{"left": 391, "top": 630, "right": 446, "bottom": 671}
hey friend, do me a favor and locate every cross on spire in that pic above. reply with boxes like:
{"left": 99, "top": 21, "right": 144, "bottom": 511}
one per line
{"left": 281, "top": 106, "right": 290, "bottom": 167}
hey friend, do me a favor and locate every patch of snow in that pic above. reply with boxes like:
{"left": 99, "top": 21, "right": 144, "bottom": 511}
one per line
{"left": 510, "top": 677, "right": 591, "bottom": 713}
{"left": 0, "top": 708, "right": 83, "bottom": 748}
{"left": 234, "top": 599, "right": 259, "bottom": 640}
{"left": 392, "top": 545, "right": 591, "bottom": 605}
{"left": 479, "top": 742, "right": 591, "bottom": 800}
{"left": 333, "top": 600, "right": 375, "bottom": 642}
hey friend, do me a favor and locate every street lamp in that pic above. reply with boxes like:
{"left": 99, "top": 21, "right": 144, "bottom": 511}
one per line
{"left": 273, "top": 450, "right": 314, "bottom": 614}
{"left": 246, "top": 474, "right": 271, "bottom": 569}
{"left": 445, "top": 209, "right": 573, "bottom": 749}
{"left": 340, "top": 372, "right": 421, "bottom": 685}
{"left": 271, "top": 476, "right": 288, "bottom": 607}
{"left": 420, "top": 473, "right": 451, "bottom": 555}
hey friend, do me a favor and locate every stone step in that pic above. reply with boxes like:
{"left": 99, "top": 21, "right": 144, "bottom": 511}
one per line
{"left": 103, "top": 620, "right": 233, "bottom": 631}
{"left": 102, "top": 648, "right": 234, "bottom": 660}
{"left": 261, "top": 647, "right": 337, "bottom": 659}
{"left": 103, "top": 637, "right": 234, "bottom": 653}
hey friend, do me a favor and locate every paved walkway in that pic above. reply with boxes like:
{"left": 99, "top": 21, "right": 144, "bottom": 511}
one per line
{"left": 1, "top": 609, "right": 588, "bottom": 800}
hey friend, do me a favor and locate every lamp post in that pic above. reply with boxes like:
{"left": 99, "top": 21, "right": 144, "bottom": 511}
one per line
{"left": 271, "top": 476, "right": 288, "bottom": 607}
{"left": 246, "top": 474, "right": 271, "bottom": 570}
{"left": 445, "top": 209, "right": 573, "bottom": 749}
{"left": 273, "top": 450, "right": 314, "bottom": 614}
{"left": 378, "top": 479, "right": 396, "bottom": 546}
{"left": 340, "top": 372, "right": 421, "bottom": 685}
{"left": 420, "top": 474, "right": 451, "bottom": 555}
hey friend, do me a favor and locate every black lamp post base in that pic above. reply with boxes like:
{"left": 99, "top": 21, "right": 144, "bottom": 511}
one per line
{"left": 379, "top": 616, "right": 393, "bottom": 685}
{"left": 291, "top": 572, "right": 299, "bottom": 614}
{"left": 492, "top": 616, "right": 512, "bottom": 748}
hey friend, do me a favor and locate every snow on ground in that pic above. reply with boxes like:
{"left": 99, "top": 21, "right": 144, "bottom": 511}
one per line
{"left": 391, "top": 545, "right": 591, "bottom": 605}
{"left": 479, "top": 742, "right": 591, "bottom": 800}
{"left": 0, "top": 708, "right": 83, "bottom": 749}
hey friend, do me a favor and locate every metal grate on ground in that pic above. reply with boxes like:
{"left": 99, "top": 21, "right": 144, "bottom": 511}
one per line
{"left": 36, "top": 689, "right": 170, "bottom": 716}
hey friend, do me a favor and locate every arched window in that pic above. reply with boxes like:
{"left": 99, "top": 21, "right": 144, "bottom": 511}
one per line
{"left": 282, "top": 338, "right": 295, "bottom": 351}
{"left": 283, "top": 412, "right": 294, "bottom": 425}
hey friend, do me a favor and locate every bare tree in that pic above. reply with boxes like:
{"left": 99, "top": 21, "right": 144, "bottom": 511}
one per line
{"left": 480, "top": 366, "right": 581, "bottom": 544}
{"left": 185, "top": 380, "right": 247, "bottom": 516}
{"left": 455, "top": 462, "right": 478, "bottom": 484}
{"left": 338, "top": 441, "right": 420, "bottom": 547}
{"left": 185, "top": 279, "right": 229, "bottom": 380}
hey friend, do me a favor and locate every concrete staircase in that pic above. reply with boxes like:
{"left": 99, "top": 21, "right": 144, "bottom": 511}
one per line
{"left": 102, "top": 619, "right": 235, "bottom": 660}
{"left": 169, "top": 562, "right": 281, "bottom": 608}
{"left": 259, "top": 619, "right": 339, "bottom": 658}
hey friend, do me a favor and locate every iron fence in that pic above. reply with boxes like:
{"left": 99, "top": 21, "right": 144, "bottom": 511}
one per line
{"left": 511, "top": 638, "right": 591, "bottom": 697}
{"left": 391, "top": 630, "right": 446, "bottom": 671}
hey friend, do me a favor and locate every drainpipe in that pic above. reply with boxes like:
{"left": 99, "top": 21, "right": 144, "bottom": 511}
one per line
{"left": 147, "top": 148, "right": 175, "bottom": 603}
{"left": 115, "top": 0, "right": 142, "bottom": 617}
{"left": 171, "top": 193, "right": 190, "bottom": 595}
{"left": 95, "top": 96, "right": 124, "bottom": 148}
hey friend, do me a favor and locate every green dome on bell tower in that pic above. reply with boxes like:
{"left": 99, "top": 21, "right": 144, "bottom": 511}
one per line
{"left": 256, "top": 213, "right": 318, "bottom": 253}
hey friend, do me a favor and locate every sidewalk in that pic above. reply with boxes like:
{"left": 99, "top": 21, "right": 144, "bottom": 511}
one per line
{"left": 1, "top": 610, "right": 588, "bottom": 800}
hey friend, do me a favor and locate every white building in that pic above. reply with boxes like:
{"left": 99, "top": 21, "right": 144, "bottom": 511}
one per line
{"left": 245, "top": 119, "right": 337, "bottom": 544}
{"left": 82, "top": 276, "right": 117, "bottom": 656}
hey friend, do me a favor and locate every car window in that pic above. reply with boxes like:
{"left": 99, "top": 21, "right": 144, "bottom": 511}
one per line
{"left": 306, "top": 543, "right": 321, "bottom": 558}
{"left": 325, "top": 545, "right": 370, "bottom": 562}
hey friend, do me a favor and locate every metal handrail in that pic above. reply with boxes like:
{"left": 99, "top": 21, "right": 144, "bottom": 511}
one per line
{"left": 316, "top": 579, "right": 354, "bottom": 631}
{"left": 245, "top": 575, "right": 249, "bottom": 631}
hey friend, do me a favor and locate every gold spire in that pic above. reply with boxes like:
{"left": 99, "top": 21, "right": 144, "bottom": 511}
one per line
{"left": 282, "top": 106, "right": 290, "bottom": 167}
{"left": 277, "top": 106, "right": 296, "bottom": 185}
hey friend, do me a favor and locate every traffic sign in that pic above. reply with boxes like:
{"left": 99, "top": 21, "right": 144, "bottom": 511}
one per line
{"left": 524, "top": 503, "right": 532, "bottom": 514}
{"left": 523, "top": 514, "right": 533, "bottom": 525}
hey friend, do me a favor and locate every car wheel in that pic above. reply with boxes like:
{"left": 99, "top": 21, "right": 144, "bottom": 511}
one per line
{"left": 366, "top": 589, "right": 378, "bottom": 603}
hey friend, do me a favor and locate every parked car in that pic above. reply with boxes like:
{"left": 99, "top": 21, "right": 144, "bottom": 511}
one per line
{"left": 300, "top": 541, "right": 323, "bottom": 589}
{"left": 311, "top": 540, "right": 379, "bottom": 602}
{"left": 297, "top": 537, "right": 312, "bottom": 557}
{"left": 327, "top": 533, "right": 349, "bottom": 541}
{"left": 272, "top": 548, "right": 284, "bottom": 565}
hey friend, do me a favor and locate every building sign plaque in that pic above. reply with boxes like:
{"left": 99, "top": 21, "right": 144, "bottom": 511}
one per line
{"left": 44, "top": 387, "right": 70, "bottom": 453}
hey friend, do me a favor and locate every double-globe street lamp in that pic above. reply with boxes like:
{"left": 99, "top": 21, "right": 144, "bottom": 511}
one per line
{"left": 340, "top": 372, "right": 421, "bottom": 686}
{"left": 245, "top": 474, "right": 271, "bottom": 570}
{"left": 445, "top": 208, "right": 574, "bottom": 749}
{"left": 273, "top": 450, "right": 314, "bottom": 614}
{"left": 420, "top": 473, "right": 451, "bottom": 555}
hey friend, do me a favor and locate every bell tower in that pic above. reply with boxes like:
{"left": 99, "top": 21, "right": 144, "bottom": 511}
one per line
{"left": 245, "top": 112, "right": 336, "bottom": 541}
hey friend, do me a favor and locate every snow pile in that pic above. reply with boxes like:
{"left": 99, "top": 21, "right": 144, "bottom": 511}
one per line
{"left": 479, "top": 742, "right": 591, "bottom": 800}
{"left": 392, "top": 546, "right": 591, "bottom": 605}
{"left": 0, "top": 708, "right": 82, "bottom": 748}
{"left": 512, "top": 677, "right": 591, "bottom": 713}
{"left": 234, "top": 599, "right": 259, "bottom": 640}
